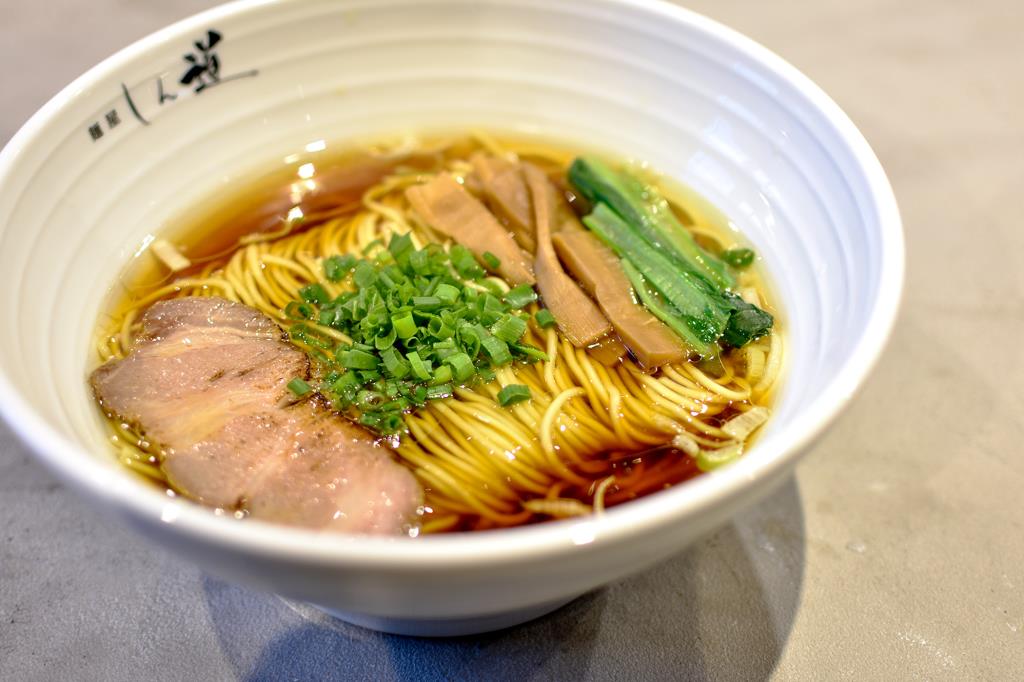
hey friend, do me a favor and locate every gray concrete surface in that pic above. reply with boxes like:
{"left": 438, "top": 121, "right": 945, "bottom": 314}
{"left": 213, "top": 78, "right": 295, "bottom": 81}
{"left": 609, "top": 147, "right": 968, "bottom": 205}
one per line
{"left": 1, "top": 1, "right": 1022, "bottom": 679}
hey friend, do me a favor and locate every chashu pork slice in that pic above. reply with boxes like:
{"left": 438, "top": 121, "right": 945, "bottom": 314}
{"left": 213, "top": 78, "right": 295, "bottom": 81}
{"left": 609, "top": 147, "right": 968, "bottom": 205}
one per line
{"left": 91, "top": 297, "right": 422, "bottom": 535}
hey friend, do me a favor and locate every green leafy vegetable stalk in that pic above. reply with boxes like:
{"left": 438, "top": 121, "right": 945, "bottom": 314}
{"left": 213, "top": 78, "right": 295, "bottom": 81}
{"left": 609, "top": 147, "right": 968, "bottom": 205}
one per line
{"left": 570, "top": 157, "right": 773, "bottom": 354}
{"left": 569, "top": 157, "right": 735, "bottom": 289}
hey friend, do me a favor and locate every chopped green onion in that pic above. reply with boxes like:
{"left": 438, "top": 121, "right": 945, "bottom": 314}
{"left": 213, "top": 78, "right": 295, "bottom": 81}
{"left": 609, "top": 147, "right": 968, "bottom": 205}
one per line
{"left": 427, "top": 317, "right": 454, "bottom": 340}
{"left": 328, "top": 371, "right": 358, "bottom": 393}
{"left": 444, "top": 352, "right": 476, "bottom": 382}
{"left": 407, "top": 351, "right": 432, "bottom": 381}
{"left": 412, "top": 296, "right": 441, "bottom": 310}
{"left": 721, "top": 248, "right": 755, "bottom": 269}
{"left": 388, "top": 396, "right": 411, "bottom": 413}
{"left": 410, "top": 385, "right": 428, "bottom": 406}
{"left": 491, "top": 314, "right": 528, "bottom": 343}
{"left": 339, "top": 349, "right": 378, "bottom": 370}
{"left": 286, "top": 377, "right": 312, "bottom": 397}
{"left": 299, "top": 283, "right": 330, "bottom": 305}
{"left": 290, "top": 324, "right": 332, "bottom": 350}
{"left": 388, "top": 232, "right": 414, "bottom": 260}
{"left": 353, "top": 260, "right": 377, "bottom": 288}
{"left": 481, "top": 280, "right": 504, "bottom": 297}
{"left": 383, "top": 380, "right": 401, "bottom": 398}
{"left": 392, "top": 311, "right": 417, "bottom": 339}
{"left": 448, "top": 245, "right": 483, "bottom": 278}
{"left": 284, "top": 236, "right": 548, "bottom": 435}
{"left": 430, "top": 364, "right": 453, "bottom": 386}
{"left": 323, "top": 254, "right": 356, "bottom": 281}
{"left": 319, "top": 306, "right": 342, "bottom": 328}
{"left": 373, "top": 326, "right": 398, "bottom": 350}
{"left": 457, "top": 323, "right": 482, "bottom": 356}
{"left": 379, "top": 412, "right": 405, "bottom": 432}
{"left": 482, "top": 251, "right": 501, "bottom": 270}
{"left": 481, "top": 335, "right": 512, "bottom": 365}
{"left": 284, "top": 301, "right": 315, "bottom": 320}
{"left": 408, "top": 248, "right": 430, "bottom": 274}
{"left": 359, "top": 410, "right": 404, "bottom": 434}
{"left": 377, "top": 270, "right": 400, "bottom": 292}
{"left": 434, "top": 346, "right": 457, "bottom": 362}
{"left": 425, "top": 383, "right": 453, "bottom": 400}
{"left": 380, "top": 347, "right": 410, "bottom": 378}
{"left": 434, "top": 283, "right": 460, "bottom": 305}
{"left": 497, "top": 384, "right": 531, "bottom": 406}
{"left": 481, "top": 295, "right": 506, "bottom": 325}
{"left": 503, "top": 284, "right": 538, "bottom": 309}
{"left": 356, "top": 389, "right": 384, "bottom": 407}
{"left": 512, "top": 343, "right": 549, "bottom": 362}
{"left": 534, "top": 308, "right": 556, "bottom": 328}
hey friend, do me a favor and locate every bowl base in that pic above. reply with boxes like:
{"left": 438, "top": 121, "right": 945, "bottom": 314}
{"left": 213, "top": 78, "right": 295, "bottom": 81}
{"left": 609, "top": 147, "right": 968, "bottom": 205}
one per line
{"left": 314, "top": 595, "right": 579, "bottom": 637}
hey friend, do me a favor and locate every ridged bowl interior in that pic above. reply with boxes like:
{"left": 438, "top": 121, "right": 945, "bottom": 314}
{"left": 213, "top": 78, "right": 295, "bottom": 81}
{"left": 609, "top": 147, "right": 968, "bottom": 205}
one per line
{"left": 0, "top": 0, "right": 900, "bottom": 625}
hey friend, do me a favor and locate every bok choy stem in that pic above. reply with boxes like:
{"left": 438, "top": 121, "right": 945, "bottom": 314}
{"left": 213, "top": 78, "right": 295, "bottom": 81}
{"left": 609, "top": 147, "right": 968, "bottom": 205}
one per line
{"left": 571, "top": 157, "right": 774, "bottom": 351}
{"left": 569, "top": 156, "right": 735, "bottom": 290}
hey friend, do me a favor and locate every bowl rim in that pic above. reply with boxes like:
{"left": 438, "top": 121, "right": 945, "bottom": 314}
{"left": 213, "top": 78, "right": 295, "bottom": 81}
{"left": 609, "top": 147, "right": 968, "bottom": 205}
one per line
{"left": 0, "top": 0, "right": 903, "bottom": 568}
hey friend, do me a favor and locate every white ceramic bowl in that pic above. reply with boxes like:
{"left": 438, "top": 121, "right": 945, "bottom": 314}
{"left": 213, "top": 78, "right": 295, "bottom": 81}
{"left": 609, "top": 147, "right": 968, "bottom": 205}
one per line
{"left": 0, "top": 0, "right": 901, "bottom": 636}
